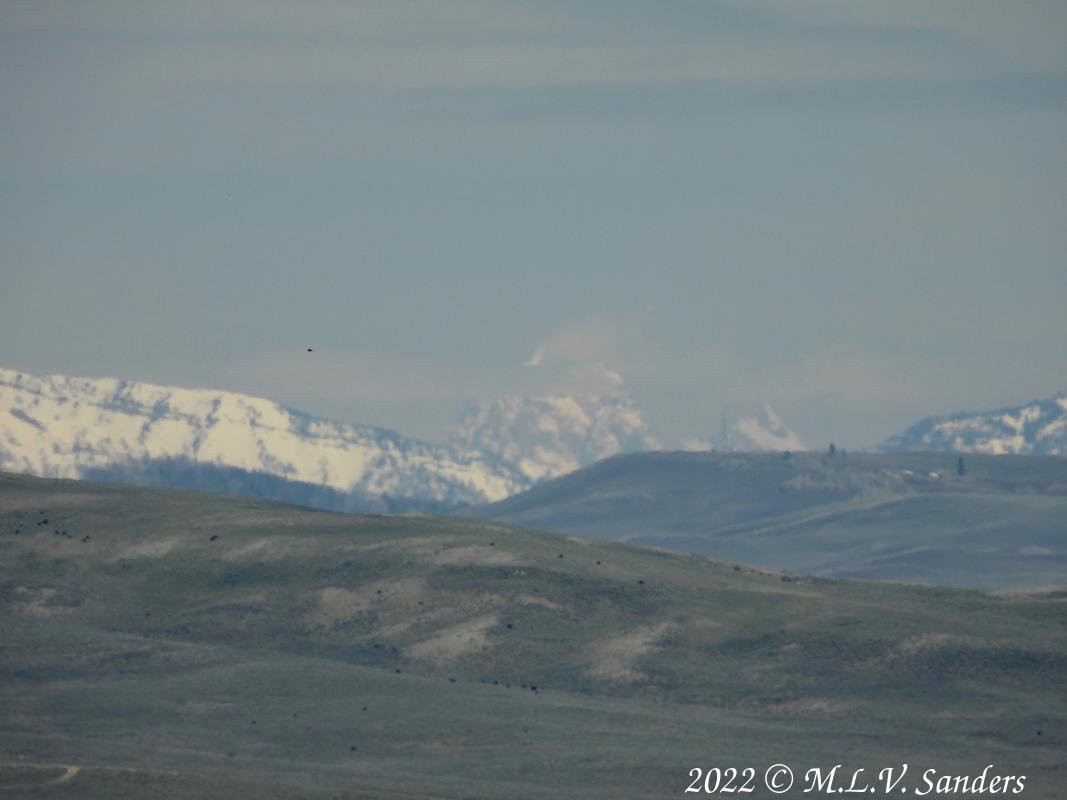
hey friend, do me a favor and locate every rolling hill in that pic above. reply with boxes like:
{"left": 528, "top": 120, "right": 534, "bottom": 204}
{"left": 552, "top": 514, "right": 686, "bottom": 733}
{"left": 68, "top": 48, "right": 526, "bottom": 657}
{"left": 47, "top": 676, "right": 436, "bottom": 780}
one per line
{"left": 469, "top": 451, "right": 1067, "bottom": 590}
{"left": 1, "top": 472, "right": 1065, "bottom": 798}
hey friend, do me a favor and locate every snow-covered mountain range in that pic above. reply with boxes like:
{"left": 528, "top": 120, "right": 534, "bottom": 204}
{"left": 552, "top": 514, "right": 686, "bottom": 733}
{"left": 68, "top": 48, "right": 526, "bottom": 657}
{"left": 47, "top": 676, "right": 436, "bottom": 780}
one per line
{"left": 17, "top": 365, "right": 1059, "bottom": 514}
{"left": 449, "top": 381, "right": 660, "bottom": 482}
{"left": 880, "top": 392, "right": 1067, "bottom": 456}
{"left": 0, "top": 366, "right": 670, "bottom": 509}
{"left": 0, "top": 367, "right": 527, "bottom": 507}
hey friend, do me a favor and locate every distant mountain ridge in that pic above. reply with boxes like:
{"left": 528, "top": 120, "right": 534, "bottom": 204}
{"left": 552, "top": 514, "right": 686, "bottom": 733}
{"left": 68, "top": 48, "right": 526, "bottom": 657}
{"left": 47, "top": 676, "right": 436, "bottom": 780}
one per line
{"left": 0, "top": 367, "right": 528, "bottom": 507}
{"left": 881, "top": 392, "right": 1067, "bottom": 456}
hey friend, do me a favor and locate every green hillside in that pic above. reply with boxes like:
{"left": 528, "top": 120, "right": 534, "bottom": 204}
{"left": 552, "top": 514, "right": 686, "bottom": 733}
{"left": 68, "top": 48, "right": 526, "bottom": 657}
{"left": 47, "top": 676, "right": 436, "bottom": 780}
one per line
{"left": 1, "top": 472, "right": 1065, "bottom": 798}
{"left": 470, "top": 451, "right": 1067, "bottom": 589}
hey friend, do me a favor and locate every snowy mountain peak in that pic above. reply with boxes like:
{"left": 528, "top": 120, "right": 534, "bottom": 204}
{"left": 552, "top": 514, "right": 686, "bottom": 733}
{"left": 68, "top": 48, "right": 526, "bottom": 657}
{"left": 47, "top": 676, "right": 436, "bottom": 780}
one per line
{"left": 449, "top": 388, "right": 660, "bottom": 482}
{"left": 0, "top": 367, "right": 528, "bottom": 506}
{"left": 712, "top": 404, "right": 806, "bottom": 452}
{"left": 881, "top": 392, "right": 1067, "bottom": 455}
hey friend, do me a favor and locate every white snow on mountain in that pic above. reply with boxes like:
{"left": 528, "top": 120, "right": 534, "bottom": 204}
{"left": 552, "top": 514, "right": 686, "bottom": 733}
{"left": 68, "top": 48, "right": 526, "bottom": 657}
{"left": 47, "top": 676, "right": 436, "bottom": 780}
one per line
{"left": 881, "top": 393, "right": 1067, "bottom": 455}
{"left": 677, "top": 437, "right": 715, "bottom": 452}
{"left": 449, "top": 381, "right": 661, "bottom": 482}
{"left": 713, "top": 404, "right": 806, "bottom": 452}
{"left": 0, "top": 367, "right": 528, "bottom": 505}
{"left": 4, "top": 366, "right": 827, "bottom": 507}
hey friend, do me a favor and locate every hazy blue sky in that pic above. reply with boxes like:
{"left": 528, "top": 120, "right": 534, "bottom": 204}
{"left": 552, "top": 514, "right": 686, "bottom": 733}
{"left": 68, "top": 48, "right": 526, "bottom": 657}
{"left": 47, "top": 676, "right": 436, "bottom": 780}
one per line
{"left": 3, "top": 1, "right": 1066, "bottom": 448}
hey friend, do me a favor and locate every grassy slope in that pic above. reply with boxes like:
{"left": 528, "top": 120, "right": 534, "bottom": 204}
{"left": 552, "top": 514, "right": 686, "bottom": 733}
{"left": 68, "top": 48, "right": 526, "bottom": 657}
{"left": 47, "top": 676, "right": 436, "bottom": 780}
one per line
{"left": 0, "top": 472, "right": 1064, "bottom": 798}
{"left": 470, "top": 451, "right": 1067, "bottom": 589}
